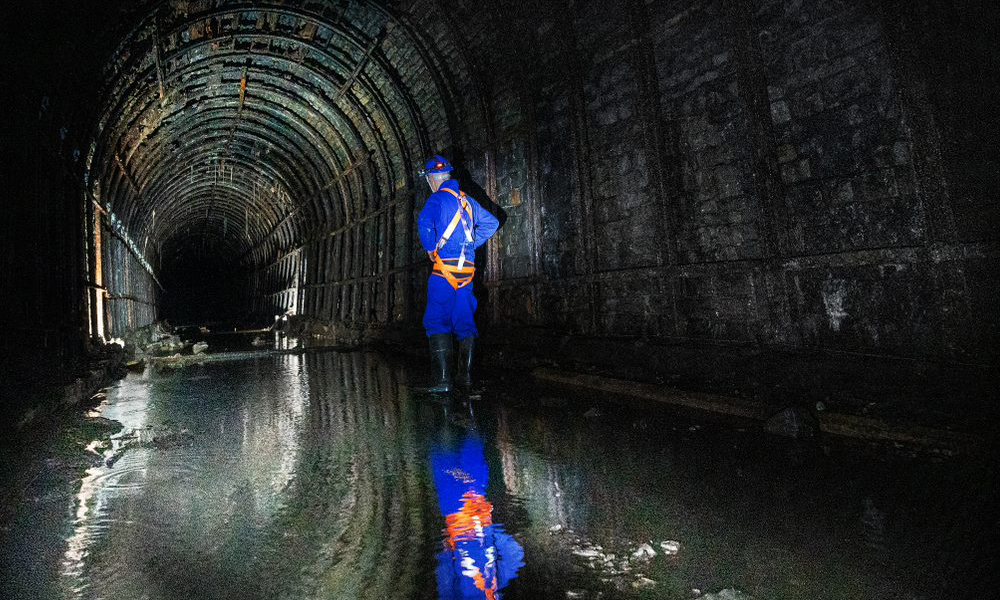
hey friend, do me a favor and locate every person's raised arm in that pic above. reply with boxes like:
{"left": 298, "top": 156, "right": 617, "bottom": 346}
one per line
{"left": 470, "top": 198, "right": 499, "bottom": 249}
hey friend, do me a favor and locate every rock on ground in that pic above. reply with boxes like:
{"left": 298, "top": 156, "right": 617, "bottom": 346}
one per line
{"left": 698, "top": 588, "right": 752, "bottom": 600}
{"left": 764, "top": 406, "right": 819, "bottom": 438}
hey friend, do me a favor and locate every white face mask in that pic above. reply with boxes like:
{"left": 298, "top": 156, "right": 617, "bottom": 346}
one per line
{"left": 426, "top": 173, "right": 448, "bottom": 192}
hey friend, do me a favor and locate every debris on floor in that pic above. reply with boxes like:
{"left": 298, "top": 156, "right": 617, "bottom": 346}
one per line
{"left": 116, "top": 424, "right": 195, "bottom": 451}
{"left": 632, "top": 576, "right": 656, "bottom": 589}
{"left": 551, "top": 525, "right": 678, "bottom": 593}
{"left": 696, "top": 588, "right": 752, "bottom": 600}
{"left": 149, "top": 353, "right": 208, "bottom": 369}
{"left": 764, "top": 406, "right": 819, "bottom": 438}
{"left": 631, "top": 543, "right": 656, "bottom": 560}
{"left": 659, "top": 540, "right": 681, "bottom": 555}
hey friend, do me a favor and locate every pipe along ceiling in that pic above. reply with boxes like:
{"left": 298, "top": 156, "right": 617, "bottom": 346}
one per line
{"left": 86, "top": 0, "right": 476, "bottom": 318}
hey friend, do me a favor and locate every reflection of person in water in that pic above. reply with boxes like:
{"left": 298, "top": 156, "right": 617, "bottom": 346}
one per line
{"left": 431, "top": 432, "right": 524, "bottom": 599}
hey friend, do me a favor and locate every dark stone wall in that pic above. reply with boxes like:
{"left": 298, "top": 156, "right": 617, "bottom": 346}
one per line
{"left": 2, "top": 100, "right": 87, "bottom": 377}
{"left": 435, "top": 0, "right": 997, "bottom": 364}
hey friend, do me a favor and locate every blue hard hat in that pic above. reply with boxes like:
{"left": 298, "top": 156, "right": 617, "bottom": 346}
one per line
{"left": 422, "top": 154, "right": 453, "bottom": 174}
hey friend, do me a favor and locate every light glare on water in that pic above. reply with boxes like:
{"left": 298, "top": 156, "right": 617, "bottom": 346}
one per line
{"left": 2, "top": 347, "right": 997, "bottom": 600}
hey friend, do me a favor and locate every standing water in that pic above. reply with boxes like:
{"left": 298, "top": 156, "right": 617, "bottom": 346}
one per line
{"left": 2, "top": 347, "right": 997, "bottom": 599}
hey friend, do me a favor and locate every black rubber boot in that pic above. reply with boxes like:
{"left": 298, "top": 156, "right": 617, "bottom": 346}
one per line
{"left": 425, "top": 333, "right": 453, "bottom": 393}
{"left": 455, "top": 335, "right": 475, "bottom": 389}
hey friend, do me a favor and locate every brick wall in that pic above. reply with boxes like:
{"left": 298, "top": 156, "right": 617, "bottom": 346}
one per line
{"left": 430, "top": 0, "right": 996, "bottom": 367}
{"left": 228, "top": 0, "right": 995, "bottom": 384}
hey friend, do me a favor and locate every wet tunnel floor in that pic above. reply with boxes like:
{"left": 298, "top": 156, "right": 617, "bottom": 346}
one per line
{"left": 3, "top": 344, "right": 998, "bottom": 600}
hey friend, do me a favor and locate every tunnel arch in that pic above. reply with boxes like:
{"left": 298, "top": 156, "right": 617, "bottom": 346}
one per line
{"left": 84, "top": 0, "right": 490, "bottom": 327}
{"left": 7, "top": 0, "right": 998, "bottom": 432}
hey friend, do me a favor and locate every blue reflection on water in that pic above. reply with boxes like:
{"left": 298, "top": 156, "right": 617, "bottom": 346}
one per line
{"left": 431, "top": 428, "right": 524, "bottom": 600}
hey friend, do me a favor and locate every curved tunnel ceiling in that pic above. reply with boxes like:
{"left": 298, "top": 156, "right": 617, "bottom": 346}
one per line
{"left": 85, "top": 0, "right": 482, "bottom": 273}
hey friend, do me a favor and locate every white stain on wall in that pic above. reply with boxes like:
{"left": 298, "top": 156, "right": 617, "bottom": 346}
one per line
{"left": 822, "top": 278, "right": 849, "bottom": 332}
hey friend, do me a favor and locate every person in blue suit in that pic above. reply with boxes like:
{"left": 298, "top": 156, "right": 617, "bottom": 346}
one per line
{"left": 417, "top": 155, "right": 499, "bottom": 392}
{"left": 431, "top": 432, "right": 524, "bottom": 599}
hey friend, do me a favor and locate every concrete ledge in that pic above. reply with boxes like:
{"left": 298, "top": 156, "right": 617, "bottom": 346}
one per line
{"left": 532, "top": 367, "right": 770, "bottom": 420}
{"left": 532, "top": 367, "right": 986, "bottom": 453}
{"left": 816, "top": 412, "right": 983, "bottom": 453}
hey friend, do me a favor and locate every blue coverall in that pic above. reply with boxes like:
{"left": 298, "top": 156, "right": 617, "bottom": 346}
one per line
{"left": 418, "top": 179, "right": 499, "bottom": 339}
{"left": 431, "top": 433, "right": 525, "bottom": 599}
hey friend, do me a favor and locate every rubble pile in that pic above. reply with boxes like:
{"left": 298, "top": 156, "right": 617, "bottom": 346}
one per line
{"left": 549, "top": 524, "right": 684, "bottom": 594}
{"left": 119, "top": 321, "right": 212, "bottom": 369}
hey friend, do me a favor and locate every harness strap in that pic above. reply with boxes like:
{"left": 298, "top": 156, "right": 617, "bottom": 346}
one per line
{"left": 433, "top": 256, "right": 475, "bottom": 289}
{"left": 432, "top": 187, "right": 476, "bottom": 289}
{"left": 438, "top": 187, "right": 474, "bottom": 268}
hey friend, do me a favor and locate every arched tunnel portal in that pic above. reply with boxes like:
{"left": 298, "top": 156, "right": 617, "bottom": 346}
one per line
{"left": 85, "top": 1, "right": 491, "bottom": 329}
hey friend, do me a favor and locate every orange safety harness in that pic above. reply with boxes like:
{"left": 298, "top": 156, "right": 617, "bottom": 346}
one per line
{"left": 431, "top": 187, "right": 476, "bottom": 290}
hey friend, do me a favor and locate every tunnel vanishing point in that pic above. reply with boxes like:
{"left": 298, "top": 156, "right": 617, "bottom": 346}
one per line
{"left": 2, "top": 0, "right": 998, "bottom": 430}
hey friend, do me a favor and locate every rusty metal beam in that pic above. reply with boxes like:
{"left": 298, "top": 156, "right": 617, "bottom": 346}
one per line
{"left": 238, "top": 152, "right": 372, "bottom": 263}
{"left": 332, "top": 25, "right": 388, "bottom": 102}
{"left": 152, "top": 21, "right": 167, "bottom": 106}
{"left": 201, "top": 59, "right": 253, "bottom": 246}
{"left": 90, "top": 190, "right": 164, "bottom": 290}
{"left": 114, "top": 152, "right": 142, "bottom": 196}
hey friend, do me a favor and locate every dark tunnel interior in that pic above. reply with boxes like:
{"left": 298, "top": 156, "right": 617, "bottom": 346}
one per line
{"left": 4, "top": 0, "right": 999, "bottom": 425}
{"left": 3, "top": 1, "right": 1000, "bottom": 598}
